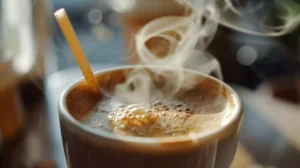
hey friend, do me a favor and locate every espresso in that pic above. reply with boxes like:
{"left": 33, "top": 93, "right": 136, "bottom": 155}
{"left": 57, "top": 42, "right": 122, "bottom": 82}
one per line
{"left": 78, "top": 84, "right": 229, "bottom": 138}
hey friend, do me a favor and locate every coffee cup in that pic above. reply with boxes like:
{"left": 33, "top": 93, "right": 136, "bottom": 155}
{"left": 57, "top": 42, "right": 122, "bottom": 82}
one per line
{"left": 59, "top": 66, "right": 243, "bottom": 168}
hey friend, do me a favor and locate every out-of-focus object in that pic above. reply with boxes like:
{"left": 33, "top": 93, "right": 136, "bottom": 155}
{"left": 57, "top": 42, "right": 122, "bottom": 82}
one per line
{"left": 0, "top": 0, "right": 52, "bottom": 142}
{"left": 270, "top": 77, "right": 300, "bottom": 104}
{"left": 34, "top": 160, "right": 56, "bottom": 168}
{"left": 1, "top": 0, "right": 52, "bottom": 81}
{"left": 106, "top": 0, "right": 185, "bottom": 64}
{"left": 297, "top": 75, "right": 300, "bottom": 104}
{"left": 257, "top": 76, "right": 300, "bottom": 104}
{"left": 0, "top": 78, "right": 24, "bottom": 142}
{"left": 0, "top": 131, "right": 2, "bottom": 150}
{"left": 233, "top": 85, "right": 300, "bottom": 167}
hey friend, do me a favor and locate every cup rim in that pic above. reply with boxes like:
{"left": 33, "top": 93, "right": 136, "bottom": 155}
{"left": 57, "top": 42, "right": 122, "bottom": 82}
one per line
{"left": 59, "top": 65, "right": 242, "bottom": 145}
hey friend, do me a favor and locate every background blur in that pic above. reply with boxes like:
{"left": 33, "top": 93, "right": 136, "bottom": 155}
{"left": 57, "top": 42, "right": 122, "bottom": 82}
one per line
{"left": 0, "top": 0, "right": 300, "bottom": 168}
{"left": 51, "top": 0, "right": 300, "bottom": 91}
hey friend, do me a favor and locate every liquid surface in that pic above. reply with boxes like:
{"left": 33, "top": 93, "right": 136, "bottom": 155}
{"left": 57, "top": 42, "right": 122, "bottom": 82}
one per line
{"left": 80, "top": 91, "right": 230, "bottom": 137}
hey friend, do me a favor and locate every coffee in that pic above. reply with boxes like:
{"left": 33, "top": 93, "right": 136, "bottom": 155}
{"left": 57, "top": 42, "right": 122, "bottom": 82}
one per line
{"left": 80, "top": 87, "right": 229, "bottom": 138}
{"left": 60, "top": 67, "right": 242, "bottom": 168}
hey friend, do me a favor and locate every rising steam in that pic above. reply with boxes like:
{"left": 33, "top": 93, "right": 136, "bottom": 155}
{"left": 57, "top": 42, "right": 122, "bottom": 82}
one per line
{"left": 179, "top": 0, "right": 300, "bottom": 36}
{"left": 113, "top": 0, "right": 220, "bottom": 104}
{"left": 113, "top": 0, "right": 300, "bottom": 104}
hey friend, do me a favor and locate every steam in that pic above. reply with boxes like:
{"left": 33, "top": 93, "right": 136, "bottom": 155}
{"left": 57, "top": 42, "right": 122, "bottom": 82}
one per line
{"left": 113, "top": 0, "right": 220, "bottom": 104}
{"left": 180, "top": 0, "right": 300, "bottom": 36}
{"left": 114, "top": 68, "right": 155, "bottom": 104}
{"left": 112, "top": 0, "right": 300, "bottom": 104}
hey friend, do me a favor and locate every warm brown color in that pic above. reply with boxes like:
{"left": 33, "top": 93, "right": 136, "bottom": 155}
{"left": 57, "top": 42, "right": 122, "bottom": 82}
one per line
{"left": 60, "top": 67, "right": 242, "bottom": 168}
{"left": 0, "top": 85, "right": 24, "bottom": 142}
{"left": 120, "top": 1, "right": 187, "bottom": 64}
{"left": 66, "top": 82, "right": 102, "bottom": 120}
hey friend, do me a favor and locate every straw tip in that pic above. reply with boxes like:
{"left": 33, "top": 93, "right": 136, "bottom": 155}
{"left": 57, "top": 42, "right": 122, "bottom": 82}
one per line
{"left": 54, "top": 8, "right": 66, "bottom": 17}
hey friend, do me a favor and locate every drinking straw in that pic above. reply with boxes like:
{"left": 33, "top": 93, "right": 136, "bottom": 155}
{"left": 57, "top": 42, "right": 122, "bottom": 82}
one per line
{"left": 54, "top": 8, "right": 100, "bottom": 93}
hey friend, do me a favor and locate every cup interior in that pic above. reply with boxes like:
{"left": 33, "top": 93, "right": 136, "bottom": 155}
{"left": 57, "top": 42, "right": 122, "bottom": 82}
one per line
{"left": 59, "top": 66, "right": 242, "bottom": 149}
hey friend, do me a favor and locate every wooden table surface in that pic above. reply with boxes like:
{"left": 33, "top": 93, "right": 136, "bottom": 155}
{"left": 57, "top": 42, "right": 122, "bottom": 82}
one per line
{"left": 1, "top": 65, "right": 299, "bottom": 168}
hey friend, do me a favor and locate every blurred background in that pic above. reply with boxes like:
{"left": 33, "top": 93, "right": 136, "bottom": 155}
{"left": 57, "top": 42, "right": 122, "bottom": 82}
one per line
{"left": 0, "top": 0, "right": 300, "bottom": 168}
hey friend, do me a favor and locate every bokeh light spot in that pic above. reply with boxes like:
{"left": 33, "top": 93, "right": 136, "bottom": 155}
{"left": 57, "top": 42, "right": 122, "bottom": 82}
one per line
{"left": 237, "top": 46, "right": 257, "bottom": 65}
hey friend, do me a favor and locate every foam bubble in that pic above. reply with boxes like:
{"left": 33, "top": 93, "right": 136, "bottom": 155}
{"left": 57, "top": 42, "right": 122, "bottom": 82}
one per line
{"left": 106, "top": 98, "right": 227, "bottom": 137}
{"left": 80, "top": 86, "right": 230, "bottom": 137}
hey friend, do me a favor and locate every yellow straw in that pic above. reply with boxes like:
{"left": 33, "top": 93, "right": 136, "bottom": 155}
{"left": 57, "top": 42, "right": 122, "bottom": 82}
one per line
{"left": 54, "top": 8, "right": 100, "bottom": 93}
